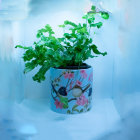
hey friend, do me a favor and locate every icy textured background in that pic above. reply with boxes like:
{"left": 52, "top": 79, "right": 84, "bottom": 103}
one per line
{"left": 0, "top": 0, "right": 140, "bottom": 140}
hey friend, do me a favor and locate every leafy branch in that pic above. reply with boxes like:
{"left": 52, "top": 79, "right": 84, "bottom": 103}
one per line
{"left": 15, "top": 5, "right": 109, "bottom": 83}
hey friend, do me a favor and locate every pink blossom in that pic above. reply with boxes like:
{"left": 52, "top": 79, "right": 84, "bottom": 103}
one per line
{"left": 80, "top": 70, "right": 87, "bottom": 79}
{"left": 55, "top": 99, "right": 63, "bottom": 109}
{"left": 76, "top": 80, "right": 82, "bottom": 86}
{"left": 88, "top": 73, "right": 93, "bottom": 81}
{"left": 69, "top": 73, "right": 74, "bottom": 79}
{"left": 70, "top": 81, "right": 74, "bottom": 89}
{"left": 80, "top": 70, "right": 86, "bottom": 74}
{"left": 64, "top": 72, "right": 74, "bottom": 79}
{"left": 83, "top": 73, "right": 87, "bottom": 79}
{"left": 76, "top": 95, "right": 88, "bottom": 106}
{"left": 64, "top": 73, "right": 69, "bottom": 79}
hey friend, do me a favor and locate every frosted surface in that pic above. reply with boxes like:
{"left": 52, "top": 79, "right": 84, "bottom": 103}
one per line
{"left": 0, "top": 98, "right": 120, "bottom": 140}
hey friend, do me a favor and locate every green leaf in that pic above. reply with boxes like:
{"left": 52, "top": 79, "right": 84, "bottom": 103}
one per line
{"left": 24, "top": 60, "right": 38, "bottom": 74}
{"left": 36, "top": 33, "right": 41, "bottom": 38}
{"left": 23, "top": 49, "right": 35, "bottom": 61}
{"left": 15, "top": 45, "right": 32, "bottom": 50}
{"left": 85, "top": 50, "right": 91, "bottom": 58}
{"left": 72, "top": 104, "right": 80, "bottom": 113}
{"left": 64, "top": 20, "right": 77, "bottom": 27}
{"left": 39, "top": 28, "right": 47, "bottom": 33}
{"left": 72, "top": 105, "right": 80, "bottom": 113}
{"left": 54, "top": 61, "right": 61, "bottom": 67}
{"left": 89, "top": 54, "right": 97, "bottom": 58}
{"left": 80, "top": 109, "right": 84, "bottom": 113}
{"left": 88, "top": 17, "right": 95, "bottom": 24}
{"left": 59, "top": 25, "right": 65, "bottom": 28}
{"left": 58, "top": 37, "right": 65, "bottom": 42}
{"left": 60, "top": 96, "right": 68, "bottom": 109}
{"left": 91, "top": 44, "right": 107, "bottom": 56}
{"left": 64, "top": 33, "right": 72, "bottom": 39}
{"left": 32, "top": 62, "right": 50, "bottom": 82}
{"left": 82, "top": 15, "right": 88, "bottom": 19}
{"left": 97, "top": 22, "right": 103, "bottom": 28}
{"left": 67, "top": 110, "right": 71, "bottom": 114}
{"left": 90, "top": 22, "right": 103, "bottom": 28}
{"left": 101, "top": 12, "right": 109, "bottom": 20}
{"left": 73, "top": 109, "right": 80, "bottom": 113}
{"left": 42, "top": 24, "right": 55, "bottom": 36}
{"left": 46, "top": 49, "right": 54, "bottom": 55}
{"left": 72, "top": 104, "right": 78, "bottom": 111}
{"left": 88, "top": 19, "right": 92, "bottom": 24}
{"left": 75, "top": 53, "right": 82, "bottom": 64}
{"left": 91, "top": 5, "right": 96, "bottom": 12}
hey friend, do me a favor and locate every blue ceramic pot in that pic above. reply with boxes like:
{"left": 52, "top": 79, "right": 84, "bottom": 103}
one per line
{"left": 50, "top": 65, "right": 93, "bottom": 114}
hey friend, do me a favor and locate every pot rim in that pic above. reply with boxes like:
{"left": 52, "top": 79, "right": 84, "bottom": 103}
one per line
{"left": 52, "top": 63, "right": 92, "bottom": 70}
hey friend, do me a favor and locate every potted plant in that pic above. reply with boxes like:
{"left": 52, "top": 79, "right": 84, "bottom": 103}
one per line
{"left": 16, "top": 5, "right": 109, "bottom": 114}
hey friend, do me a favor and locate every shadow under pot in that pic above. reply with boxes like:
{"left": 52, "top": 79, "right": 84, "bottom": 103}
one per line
{"left": 50, "top": 64, "right": 93, "bottom": 114}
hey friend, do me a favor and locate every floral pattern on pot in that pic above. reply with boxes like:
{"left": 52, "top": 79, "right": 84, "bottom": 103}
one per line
{"left": 50, "top": 67, "right": 93, "bottom": 114}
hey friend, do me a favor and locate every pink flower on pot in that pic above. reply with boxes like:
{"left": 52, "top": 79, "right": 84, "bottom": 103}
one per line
{"left": 64, "top": 72, "right": 74, "bottom": 79}
{"left": 88, "top": 73, "right": 93, "bottom": 81}
{"left": 76, "top": 95, "right": 88, "bottom": 106}
{"left": 80, "top": 70, "right": 86, "bottom": 74}
{"left": 69, "top": 73, "right": 74, "bottom": 79}
{"left": 70, "top": 81, "right": 74, "bottom": 89}
{"left": 64, "top": 73, "right": 69, "bottom": 79}
{"left": 55, "top": 99, "right": 63, "bottom": 109}
{"left": 80, "top": 70, "right": 87, "bottom": 79}
{"left": 76, "top": 80, "right": 82, "bottom": 86}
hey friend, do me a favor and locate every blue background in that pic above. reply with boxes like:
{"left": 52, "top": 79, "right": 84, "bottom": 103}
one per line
{"left": 0, "top": 0, "right": 140, "bottom": 140}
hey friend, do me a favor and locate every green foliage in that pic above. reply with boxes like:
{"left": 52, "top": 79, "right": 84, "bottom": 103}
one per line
{"left": 60, "top": 96, "right": 68, "bottom": 109}
{"left": 100, "top": 12, "right": 109, "bottom": 20}
{"left": 72, "top": 104, "right": 80, "bottom": 113}
{"left": 91, "top": 5, "right": 96, "bottom": 12}
{"left": 15, "top": 5, "right": 109, "bottom": 82}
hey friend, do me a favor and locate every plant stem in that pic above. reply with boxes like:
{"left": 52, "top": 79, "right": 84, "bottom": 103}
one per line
{"left": 51, "top": 90, "right": 56, "bottom": 101}
{"left": 66, "top": 78, "right": 70, "bottom": 88}
{"left": 68, "top": 98, "right": 77, "bottom": 102}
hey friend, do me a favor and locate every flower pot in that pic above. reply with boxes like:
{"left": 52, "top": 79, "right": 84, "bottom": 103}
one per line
{"left": 50, "top": 65, "right": 93, "bottom": 114}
